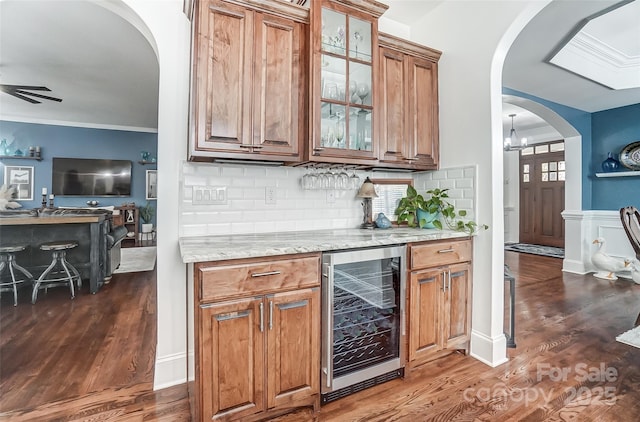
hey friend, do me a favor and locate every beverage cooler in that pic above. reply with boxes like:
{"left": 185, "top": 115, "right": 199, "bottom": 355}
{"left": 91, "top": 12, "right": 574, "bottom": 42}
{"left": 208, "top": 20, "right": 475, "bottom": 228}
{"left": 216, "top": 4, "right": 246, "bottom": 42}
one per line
{"left": 321, "top": 245, "right": 406, "bottom": 403}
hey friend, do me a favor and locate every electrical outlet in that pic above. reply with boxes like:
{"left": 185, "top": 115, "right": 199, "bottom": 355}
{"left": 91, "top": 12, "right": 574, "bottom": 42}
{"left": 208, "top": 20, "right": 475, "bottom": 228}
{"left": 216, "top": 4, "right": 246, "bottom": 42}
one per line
{"left": 326, "top": 190, "right": 336, "bottom": 203}
{"left": 265, "top": 186, "right": 276, "bottom": 204}
{"left": 192, "top": 186, "right": 227, "bottom": 205}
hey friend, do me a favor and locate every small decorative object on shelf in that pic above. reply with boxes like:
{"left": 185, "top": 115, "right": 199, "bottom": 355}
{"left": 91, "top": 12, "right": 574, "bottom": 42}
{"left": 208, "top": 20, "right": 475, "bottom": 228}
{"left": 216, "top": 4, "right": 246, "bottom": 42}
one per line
{"left": 48, "top": 194, "right": 55, "bottom": 208}
{"left": 41, "top": 187, "right": 47, "bottom": 209}
{"left": 601, "top": 152, "right": 621, "bottom": 172}
{"left": 375, "top": 212, "right": 392, "bottom": 229}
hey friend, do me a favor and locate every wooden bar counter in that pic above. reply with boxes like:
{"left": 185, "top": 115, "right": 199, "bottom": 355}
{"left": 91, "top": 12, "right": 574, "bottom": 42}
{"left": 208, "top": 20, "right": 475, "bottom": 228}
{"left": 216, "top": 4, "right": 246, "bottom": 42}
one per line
{"left": 0, "top": 210, "right": 109, "bottom": 294}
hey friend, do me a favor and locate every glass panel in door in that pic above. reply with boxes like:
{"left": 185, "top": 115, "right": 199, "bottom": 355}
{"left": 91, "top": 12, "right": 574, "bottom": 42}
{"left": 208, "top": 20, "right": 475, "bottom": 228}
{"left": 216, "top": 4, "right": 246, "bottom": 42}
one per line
{"left": 332, "top": 256, "right": 401, "bottom": 378}
{"left": 348, "top": 16, "right": 372, "bottom": 62}
{"left": 322, "top": 9, "right": 346, "bottom": 55}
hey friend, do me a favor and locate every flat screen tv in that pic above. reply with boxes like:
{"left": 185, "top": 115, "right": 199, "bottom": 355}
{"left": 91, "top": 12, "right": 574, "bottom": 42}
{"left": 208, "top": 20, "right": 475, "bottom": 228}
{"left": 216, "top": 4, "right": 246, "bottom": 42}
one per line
{"left": 52, "top": 157, "right": 132, "bottom": 197}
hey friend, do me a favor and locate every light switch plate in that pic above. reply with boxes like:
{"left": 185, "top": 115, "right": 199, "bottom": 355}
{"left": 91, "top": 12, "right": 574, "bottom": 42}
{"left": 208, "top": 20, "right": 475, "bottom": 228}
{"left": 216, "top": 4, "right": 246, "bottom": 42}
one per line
{"left": 192, "top": 186, "right": 227, "bottom": 205}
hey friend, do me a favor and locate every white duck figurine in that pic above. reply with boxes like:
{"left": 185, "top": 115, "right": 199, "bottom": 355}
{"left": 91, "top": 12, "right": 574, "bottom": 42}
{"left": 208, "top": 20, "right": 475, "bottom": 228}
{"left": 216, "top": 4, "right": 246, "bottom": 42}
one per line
{"left": 630, "top": 259, "right": 640, "bottom": 285}
{"left": 591, "top": 237, "right": 630, "bottom": 280}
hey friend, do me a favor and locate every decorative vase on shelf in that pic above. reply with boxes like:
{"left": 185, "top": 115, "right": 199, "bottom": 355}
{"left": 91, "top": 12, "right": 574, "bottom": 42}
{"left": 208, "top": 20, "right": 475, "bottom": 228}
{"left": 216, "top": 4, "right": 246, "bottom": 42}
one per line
{"left": 0, "top": 139, "right": 10, "bottom": 156}
{"left": 601, "top": 152, "right": 620, "bottom": 173}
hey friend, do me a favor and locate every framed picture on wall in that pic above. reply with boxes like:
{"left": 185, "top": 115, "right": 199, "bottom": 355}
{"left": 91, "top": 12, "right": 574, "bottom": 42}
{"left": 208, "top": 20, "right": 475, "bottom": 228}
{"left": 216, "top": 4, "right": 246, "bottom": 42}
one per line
{"left": 3, "top": 166, "right": 34, "bottom": 200}
{"left": 146, "top": 170, "right": 157, "bottom": 200}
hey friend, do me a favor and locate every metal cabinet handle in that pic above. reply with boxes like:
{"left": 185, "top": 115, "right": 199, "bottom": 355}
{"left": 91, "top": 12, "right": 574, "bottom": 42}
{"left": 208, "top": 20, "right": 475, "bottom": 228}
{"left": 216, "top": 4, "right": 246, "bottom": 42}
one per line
{"left": 259, "top": 302, "right": 264, "bottom": 332}
{"left": 438, "top": 248, "right": 455, "bottom": 253}
{"left": 251, "top": 270, "right": 281, "bottom": 278}
{"left": 448, "top": 270, "right": 452, "bottom": 291}
{"left": 442, "top": 272, "right": 446, "bottom": 291}
{"left": 418, "top": 276, "right": 436, "bottom": 285}
{"left": 269, "top": 301, "right": 273, "bottom": 330}
{"left": 238, "top": 144, "right": 253, "bottom": 148}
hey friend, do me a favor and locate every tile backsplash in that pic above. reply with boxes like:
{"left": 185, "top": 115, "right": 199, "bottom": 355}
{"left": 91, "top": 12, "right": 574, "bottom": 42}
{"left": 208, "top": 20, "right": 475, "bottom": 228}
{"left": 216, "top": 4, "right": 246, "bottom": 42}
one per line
{"left": 179, "top": 162, "right": 476, "bottom": 237}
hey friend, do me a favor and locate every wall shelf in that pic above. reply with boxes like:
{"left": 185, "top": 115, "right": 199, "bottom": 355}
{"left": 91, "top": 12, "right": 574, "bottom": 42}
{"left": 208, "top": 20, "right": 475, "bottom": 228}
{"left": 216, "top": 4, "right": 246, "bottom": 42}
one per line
{"left": 595, "top": 170, "right": 640, "bottom": 178}
{"left": 138, "top": 160, "right": 156, "bottom": 165}
{"left": 0, "top": 155, "right": 43, "bottom": 161}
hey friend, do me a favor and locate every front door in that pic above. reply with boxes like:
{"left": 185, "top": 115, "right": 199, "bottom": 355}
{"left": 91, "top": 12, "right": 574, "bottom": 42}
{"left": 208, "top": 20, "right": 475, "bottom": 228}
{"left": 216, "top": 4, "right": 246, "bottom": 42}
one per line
{"left": 519, "top": 142, "right": 565, "bottom": 248}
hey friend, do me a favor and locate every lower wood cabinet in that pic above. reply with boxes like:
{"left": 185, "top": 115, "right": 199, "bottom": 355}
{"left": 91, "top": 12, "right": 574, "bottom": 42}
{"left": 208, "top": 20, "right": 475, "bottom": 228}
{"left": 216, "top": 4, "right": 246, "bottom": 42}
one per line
{"left": 407, "top": 239, "right": 472, "bottom": 369}
{"left": 193, "top": 254, "right": 320, "bottom": 421}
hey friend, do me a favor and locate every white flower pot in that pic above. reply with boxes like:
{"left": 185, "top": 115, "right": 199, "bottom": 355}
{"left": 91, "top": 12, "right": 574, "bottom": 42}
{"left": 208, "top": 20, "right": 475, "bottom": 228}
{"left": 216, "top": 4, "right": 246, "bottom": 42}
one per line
{"left": 141, "top": 223, "right": 153, "bottom": 233}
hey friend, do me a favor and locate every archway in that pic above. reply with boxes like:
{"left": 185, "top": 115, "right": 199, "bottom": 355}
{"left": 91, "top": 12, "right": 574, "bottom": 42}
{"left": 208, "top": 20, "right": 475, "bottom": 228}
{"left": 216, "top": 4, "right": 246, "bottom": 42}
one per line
{"left": 502, "top": 94, "right": 582, "bottom": 268}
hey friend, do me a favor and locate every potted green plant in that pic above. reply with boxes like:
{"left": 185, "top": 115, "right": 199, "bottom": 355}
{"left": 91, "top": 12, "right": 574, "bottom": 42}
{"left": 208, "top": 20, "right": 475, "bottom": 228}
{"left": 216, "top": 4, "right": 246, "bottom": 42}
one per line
{"left": 425, "top": 188, "right": 488, "bottom": 235}
{"left": 395, "top": 185, "right": 429, "bottom": 228}
{"left": 396, "top": 186, "right": 488, "bottom": 235}
{"left": 139, "top": 201, "right": 155, "bottom": 233}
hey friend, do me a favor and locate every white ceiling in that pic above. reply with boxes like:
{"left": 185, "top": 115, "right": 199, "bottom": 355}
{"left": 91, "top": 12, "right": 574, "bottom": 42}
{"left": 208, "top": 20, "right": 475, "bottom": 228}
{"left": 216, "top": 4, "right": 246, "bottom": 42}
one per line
{"left": 0, "top": 0, "right": 159, "bottom": 132}
{"left": 0, "top": 0, "right": 638, "bottom": 137}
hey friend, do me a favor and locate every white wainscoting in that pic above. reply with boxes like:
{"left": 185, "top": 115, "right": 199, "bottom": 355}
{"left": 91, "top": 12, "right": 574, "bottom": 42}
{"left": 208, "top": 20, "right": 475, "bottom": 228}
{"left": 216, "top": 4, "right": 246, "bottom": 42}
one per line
{"left": 562, "top": 210, "right": 635, "bottom": 275}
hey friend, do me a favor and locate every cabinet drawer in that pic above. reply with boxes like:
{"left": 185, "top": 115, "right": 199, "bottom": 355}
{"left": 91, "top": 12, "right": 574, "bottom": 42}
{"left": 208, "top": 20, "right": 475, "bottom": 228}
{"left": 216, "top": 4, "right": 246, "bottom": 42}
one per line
{"left": 410, "top": 239, "right": 472, "bottom": 269}
{"left": 198, "top": 254, "right": 321, "bottom": 301}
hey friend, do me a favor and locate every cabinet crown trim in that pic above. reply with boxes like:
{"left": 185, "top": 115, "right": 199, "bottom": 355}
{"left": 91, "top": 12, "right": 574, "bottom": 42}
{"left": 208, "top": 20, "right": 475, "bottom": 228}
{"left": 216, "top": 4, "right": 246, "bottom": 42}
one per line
{"left": 325, "top": 0, "right": 389, "bottom": 18}
{"left": 378, "top": 32, "right": 442, "bottom": 62}
{"left": 217, "top": 0, "right": 310, "bottom": 22}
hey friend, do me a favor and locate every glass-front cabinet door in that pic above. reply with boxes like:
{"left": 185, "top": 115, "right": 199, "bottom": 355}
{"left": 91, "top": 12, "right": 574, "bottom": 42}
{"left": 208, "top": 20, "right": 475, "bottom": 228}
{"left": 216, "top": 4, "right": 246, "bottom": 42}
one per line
{"left": 310, "top": 0, "right": 387, "bottom": 164}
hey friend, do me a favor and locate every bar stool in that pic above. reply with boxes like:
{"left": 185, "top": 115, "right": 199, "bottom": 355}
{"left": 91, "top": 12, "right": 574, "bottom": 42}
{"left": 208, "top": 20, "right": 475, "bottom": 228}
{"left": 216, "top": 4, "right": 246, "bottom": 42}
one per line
{"left": 32, "top": 240, "right": 82, "bottom": 304}
{"left": 0, "top": 245, "right": 34, "bottom": 306}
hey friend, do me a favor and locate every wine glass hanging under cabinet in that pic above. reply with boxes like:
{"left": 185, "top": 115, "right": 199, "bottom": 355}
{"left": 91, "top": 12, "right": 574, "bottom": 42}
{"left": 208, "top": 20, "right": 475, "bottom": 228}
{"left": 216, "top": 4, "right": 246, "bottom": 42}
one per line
{"left": 311, "top": 0, "right": 387, "bottom": 164}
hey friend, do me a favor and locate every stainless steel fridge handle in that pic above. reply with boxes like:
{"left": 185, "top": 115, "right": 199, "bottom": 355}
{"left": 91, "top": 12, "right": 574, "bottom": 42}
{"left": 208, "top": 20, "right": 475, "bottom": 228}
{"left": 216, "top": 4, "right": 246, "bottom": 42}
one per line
{"left": 322, "top": 262, "right": 333, "bottom": 389}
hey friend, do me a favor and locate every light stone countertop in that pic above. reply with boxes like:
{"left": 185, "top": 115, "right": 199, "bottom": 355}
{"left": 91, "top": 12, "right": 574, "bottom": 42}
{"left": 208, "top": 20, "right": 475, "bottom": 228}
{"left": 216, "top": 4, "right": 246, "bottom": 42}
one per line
{"left": 179, "top": 228, "right": 470, "bottom": 263}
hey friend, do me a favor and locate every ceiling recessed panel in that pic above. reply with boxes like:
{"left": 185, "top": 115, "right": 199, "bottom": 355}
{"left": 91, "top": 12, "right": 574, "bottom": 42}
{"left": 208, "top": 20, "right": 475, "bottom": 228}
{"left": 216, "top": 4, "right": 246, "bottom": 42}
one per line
{"left": 549, "top": 0, "right": 640, "bottom": 90}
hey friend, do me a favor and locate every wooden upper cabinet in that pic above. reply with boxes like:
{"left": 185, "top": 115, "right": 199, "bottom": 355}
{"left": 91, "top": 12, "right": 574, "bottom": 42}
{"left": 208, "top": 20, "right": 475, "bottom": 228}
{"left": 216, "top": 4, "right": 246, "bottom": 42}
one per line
{"left": 190, "top": 0, "right": 308, "bottom": 162}
{"left": 377, "top": 33, "right": 441, "bottom": 170}
{"left": 307, "top": 0, "right": 388, "bottom": 165}
{"left": 378, "top": 46, "right": 407, "bottom": 163}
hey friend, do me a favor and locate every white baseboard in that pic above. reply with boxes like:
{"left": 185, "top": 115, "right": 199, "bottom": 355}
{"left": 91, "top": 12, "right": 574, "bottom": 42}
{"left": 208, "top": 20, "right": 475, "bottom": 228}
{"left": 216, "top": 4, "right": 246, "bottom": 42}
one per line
{"left": 153, "top": 352, "right": 188, "bottom": 390}
{"left": 562, "top": 259, "right": 589, "bottom": 274}
{"left": 469, "top": 330, "right": 508, "bottom": 367}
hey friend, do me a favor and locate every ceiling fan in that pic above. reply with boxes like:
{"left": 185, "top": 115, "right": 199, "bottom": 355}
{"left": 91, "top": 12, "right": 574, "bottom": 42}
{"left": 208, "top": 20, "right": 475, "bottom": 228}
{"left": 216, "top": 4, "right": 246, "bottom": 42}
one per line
{"left": 0, "top": 84, "right": 62, "bottom": 104}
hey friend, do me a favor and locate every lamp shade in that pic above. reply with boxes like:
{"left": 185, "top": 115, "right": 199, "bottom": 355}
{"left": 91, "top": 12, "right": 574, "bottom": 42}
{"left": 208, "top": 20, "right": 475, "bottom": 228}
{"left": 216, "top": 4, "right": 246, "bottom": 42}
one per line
{"left": 357, "top": 177, "right": 378, "bottom": 198}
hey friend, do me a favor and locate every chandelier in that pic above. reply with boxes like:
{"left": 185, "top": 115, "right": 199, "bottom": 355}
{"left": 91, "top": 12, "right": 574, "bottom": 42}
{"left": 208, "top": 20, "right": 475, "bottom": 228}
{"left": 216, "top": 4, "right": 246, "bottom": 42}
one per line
{"left": 503, "top": 114, "right": 528, "bottom": 151}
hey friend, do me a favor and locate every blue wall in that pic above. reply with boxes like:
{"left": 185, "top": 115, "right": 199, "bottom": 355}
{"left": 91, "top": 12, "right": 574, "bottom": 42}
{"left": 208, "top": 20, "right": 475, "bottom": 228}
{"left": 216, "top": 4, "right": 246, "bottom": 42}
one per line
{"left": 591, "top": 103, "right": 640, "bottom": 210}
{"left": 0, "top": 121, "right": 157, "bottom": 219}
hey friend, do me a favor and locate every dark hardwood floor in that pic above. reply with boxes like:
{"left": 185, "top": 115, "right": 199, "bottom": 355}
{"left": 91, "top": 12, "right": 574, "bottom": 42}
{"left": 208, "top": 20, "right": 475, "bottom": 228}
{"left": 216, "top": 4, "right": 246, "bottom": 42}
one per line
{"left": 2, "top": 251, "right": 640, "bottom": 421}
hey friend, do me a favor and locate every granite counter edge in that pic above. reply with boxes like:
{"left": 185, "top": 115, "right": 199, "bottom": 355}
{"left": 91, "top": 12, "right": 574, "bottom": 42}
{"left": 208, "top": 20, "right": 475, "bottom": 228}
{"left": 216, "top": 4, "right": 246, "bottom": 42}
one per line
{"left": 179, "top": 230, "right": 470, "bottom": 264}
